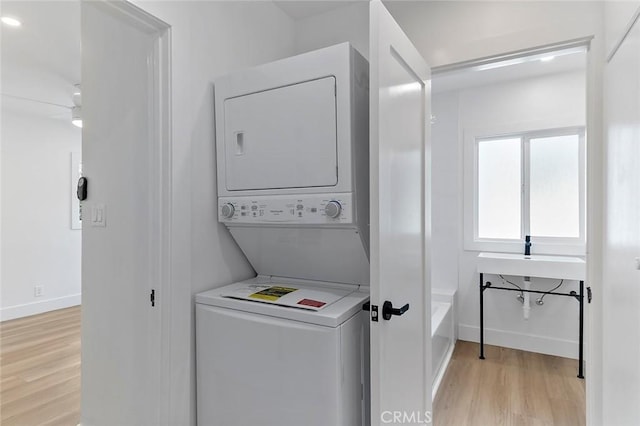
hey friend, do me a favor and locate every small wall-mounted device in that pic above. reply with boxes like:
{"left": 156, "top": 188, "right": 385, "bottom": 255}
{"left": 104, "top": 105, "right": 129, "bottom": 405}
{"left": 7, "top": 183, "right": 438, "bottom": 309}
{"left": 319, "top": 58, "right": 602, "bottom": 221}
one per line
{"left": 77, "top": 177, "right": 88, "bottom": 201}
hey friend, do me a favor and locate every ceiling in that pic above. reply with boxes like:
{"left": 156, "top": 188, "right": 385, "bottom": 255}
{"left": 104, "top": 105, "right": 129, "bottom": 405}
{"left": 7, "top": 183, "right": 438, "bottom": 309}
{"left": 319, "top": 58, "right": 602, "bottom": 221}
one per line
{"left": 274, "top": 1, "right": 359, "bottom": 20}
{"left": 0, "top": 1, "right": 585, "bottom": 115}
{"left": 273, "top": 1, "right": 585, "bottom": 94}
{"left": 2, "top": 0, "right": 347, "bottom": 119}
{"left": 1, "top": 0, "right": 80, "bottom": 119}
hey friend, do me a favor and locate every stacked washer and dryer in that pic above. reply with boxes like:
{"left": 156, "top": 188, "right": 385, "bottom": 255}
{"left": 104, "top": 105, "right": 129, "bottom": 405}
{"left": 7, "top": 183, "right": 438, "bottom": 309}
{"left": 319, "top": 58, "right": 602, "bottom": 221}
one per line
{"left": 195, "top": 43, "right": 371, "bottom": 426}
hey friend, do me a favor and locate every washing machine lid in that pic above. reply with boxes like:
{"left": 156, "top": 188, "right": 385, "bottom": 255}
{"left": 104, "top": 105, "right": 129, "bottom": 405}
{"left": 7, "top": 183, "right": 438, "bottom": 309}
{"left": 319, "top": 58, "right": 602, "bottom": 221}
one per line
{"left": 195, "top": 277, "right": 369, "bottom": 327}
{"left": 221, "top": 283, "right": 345, "bottom": 312}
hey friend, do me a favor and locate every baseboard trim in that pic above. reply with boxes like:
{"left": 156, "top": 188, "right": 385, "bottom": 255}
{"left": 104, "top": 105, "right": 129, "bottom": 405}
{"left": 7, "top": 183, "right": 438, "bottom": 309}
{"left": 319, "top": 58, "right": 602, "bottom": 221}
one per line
{"left": 458, "top": 324, "right": 579, "bottom": 359}
{"left": 0, "top": 294, "right": 81, "bottom": 322}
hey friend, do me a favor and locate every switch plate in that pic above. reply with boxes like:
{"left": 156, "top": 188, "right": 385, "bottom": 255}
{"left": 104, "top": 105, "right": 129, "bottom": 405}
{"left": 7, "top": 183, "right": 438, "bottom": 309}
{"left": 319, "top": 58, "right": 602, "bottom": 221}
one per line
{"left": 91, "top": 203, "right": 106, "bottom": 227}
{"left": 34, "top": 286, "right": 43, "bottom": 297}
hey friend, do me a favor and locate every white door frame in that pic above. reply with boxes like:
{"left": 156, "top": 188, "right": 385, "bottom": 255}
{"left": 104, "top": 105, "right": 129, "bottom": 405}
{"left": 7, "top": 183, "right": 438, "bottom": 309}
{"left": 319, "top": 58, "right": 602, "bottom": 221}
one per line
{"left": 81, "top": 1, "right": 172, "bottom": 423}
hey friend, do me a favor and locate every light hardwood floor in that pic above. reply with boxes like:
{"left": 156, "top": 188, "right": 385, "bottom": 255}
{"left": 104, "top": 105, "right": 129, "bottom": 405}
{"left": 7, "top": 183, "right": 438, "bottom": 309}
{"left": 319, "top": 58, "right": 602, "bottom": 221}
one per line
{"left": 0, "top": 308, "right": 585, "bottom": 426}
{"left": 434, "top": 341, "right": 586, "bottom": 426}
{"left": 1, "top": 306, "right": 81, "bottom": 426}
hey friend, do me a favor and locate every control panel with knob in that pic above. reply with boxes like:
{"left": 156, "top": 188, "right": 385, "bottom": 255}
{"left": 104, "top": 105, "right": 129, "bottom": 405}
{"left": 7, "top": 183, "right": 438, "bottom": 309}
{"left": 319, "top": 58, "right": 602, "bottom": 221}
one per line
{"left": 324, "top": 201, "right": 342, "bottom": 219}
{"left": 218, "top": 194, "right": 354, "bottom": 224}
{"left": 220, "top": 203, "right": 235, "bottom": 219}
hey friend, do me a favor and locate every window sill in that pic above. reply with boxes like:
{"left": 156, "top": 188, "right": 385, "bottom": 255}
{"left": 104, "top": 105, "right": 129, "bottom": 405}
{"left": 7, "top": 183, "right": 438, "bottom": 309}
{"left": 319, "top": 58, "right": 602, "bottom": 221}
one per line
{"left": 464, "top": 239, "right": 586, "bottom": 256}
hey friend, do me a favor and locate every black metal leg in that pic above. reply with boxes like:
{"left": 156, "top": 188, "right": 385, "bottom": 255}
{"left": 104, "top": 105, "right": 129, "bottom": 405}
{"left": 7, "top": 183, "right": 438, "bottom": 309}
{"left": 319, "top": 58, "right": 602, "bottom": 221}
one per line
{"left": 578, "top": 280, "right": 584, "bottom": 379}
{"left": 479, "top": 273, "right": 485, "bottom": 360}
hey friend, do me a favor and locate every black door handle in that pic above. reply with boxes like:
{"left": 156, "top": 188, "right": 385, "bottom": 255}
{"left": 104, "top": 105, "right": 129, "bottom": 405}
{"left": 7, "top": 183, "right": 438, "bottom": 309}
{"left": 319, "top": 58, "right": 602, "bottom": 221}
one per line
{"left": 382, "top": 300, "right": 409, "bottom": 320}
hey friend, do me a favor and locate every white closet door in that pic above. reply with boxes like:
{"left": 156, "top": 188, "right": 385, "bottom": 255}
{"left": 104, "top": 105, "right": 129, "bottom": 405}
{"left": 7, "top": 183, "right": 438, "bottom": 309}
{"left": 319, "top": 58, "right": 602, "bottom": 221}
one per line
{"left": 81, "top": 2, "right": 168, "bottom": 424}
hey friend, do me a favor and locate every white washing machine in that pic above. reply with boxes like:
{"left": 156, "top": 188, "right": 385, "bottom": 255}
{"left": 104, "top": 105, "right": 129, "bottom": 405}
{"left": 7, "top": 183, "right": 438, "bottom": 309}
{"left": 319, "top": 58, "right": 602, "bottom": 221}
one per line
{"left": 196, "top": 276, "right": 369, "bottom": 426}
{"left": 197, "top": 43, "right": 370, "bottom": 425}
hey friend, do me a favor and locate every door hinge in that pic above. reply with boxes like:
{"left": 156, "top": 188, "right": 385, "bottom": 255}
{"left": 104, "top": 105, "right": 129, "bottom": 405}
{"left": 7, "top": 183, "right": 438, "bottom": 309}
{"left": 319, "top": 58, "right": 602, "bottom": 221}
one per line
{"left": 150, "top": 289, "right": 156, "bottom": 307}
{"left": 587, "top": 287, "right": 592, "bottom": 304}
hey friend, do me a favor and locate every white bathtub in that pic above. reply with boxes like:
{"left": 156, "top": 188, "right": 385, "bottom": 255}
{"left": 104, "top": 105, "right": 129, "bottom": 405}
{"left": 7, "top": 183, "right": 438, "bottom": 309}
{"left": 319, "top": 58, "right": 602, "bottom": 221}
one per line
{"left": 432, "top": 289, "right": 456, "bottom": 399}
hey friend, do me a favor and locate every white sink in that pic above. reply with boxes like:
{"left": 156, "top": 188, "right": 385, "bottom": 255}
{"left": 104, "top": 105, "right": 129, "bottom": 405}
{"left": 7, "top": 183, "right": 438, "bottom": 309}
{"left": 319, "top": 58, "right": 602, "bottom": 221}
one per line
{"left": 477, "top": 252, "right": 586, "bottom": 281}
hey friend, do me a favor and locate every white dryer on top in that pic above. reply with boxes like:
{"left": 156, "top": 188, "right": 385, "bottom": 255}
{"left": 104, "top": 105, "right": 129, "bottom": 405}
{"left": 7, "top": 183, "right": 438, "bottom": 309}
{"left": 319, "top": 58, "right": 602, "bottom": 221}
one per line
{"left": 214, "top": 42, "right": 370, "bottom": 286}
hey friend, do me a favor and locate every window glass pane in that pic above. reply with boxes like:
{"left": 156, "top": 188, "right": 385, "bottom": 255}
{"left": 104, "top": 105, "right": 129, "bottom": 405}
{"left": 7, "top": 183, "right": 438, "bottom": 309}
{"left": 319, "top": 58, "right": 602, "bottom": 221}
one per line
{"left": 478, "top": 138, "right": 522, "bottom": 239}
{"left": 530, "top": 134, "right": 580, "bottom": 238}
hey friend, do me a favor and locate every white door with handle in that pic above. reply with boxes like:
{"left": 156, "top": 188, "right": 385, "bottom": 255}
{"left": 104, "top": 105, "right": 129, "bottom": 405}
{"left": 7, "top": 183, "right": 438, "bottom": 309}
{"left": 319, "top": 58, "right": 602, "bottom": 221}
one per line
{"left": 369, "top": 1, "right": 432, "bottom": 425}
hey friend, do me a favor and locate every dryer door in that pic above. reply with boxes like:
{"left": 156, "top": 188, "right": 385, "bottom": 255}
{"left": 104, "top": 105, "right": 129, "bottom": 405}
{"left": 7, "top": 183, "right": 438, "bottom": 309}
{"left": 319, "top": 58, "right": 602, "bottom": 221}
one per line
{"left": 223, "top": 76, "right": 338, "bottom": 191}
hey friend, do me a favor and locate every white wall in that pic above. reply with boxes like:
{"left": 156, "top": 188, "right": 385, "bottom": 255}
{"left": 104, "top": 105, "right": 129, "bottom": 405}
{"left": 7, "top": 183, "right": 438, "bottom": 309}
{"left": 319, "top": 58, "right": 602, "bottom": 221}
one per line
{"left": 457, "top": 72, "right": 586, "bottom": 132}
{"left": 292, "top": 1, "right": 369, "bottom": 58}
{"left": 0, "top": 107, "right": 81, "bottom": 321}
{"left": 602, "top": 3, "right": 640, "bottom": 425}
{"left": 432, "top": 71, "right": 587, "bottom": 358}
{"left": 129, "top": 2, "right": 296, "bottom": 424}
{"left": 431, "top": 93, "right": 460, "bottom": 293}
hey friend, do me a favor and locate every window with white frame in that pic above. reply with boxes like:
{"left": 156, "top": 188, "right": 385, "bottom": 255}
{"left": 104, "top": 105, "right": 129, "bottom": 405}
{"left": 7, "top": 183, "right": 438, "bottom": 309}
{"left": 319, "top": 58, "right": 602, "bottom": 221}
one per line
{"left": 466, "top": 128, "right": 585, "bottom": 254}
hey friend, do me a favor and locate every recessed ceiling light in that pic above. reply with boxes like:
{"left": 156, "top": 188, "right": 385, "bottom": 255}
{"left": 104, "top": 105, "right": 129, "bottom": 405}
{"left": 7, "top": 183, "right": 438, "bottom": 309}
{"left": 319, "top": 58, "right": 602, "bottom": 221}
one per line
{"left": 540, "top": 56, "right": 555, "bottom": 62}
{"left": 1, "top": 16, "right": 22, "bottom": 27}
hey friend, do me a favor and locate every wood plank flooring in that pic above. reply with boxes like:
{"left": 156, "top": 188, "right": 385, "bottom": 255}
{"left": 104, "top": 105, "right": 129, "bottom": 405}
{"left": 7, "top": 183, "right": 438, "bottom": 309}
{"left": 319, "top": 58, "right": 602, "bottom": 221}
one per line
{"left": 0, "top": 308, "right": 585, "bottom": 426}
{"left": 434, "top": 341, "right": 586, "bottom": 426}
{"left": 1, "top": 307, "right": 81, "bottom": 426}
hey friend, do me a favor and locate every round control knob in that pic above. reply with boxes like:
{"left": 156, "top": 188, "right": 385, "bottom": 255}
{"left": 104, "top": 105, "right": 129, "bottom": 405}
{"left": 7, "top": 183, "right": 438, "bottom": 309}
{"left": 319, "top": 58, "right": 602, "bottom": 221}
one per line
{"left": 324, "top": 201, "right": 342, "bottom": 219}
{"left": 220, "top": 203, "right": 235, "bottom": 219}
